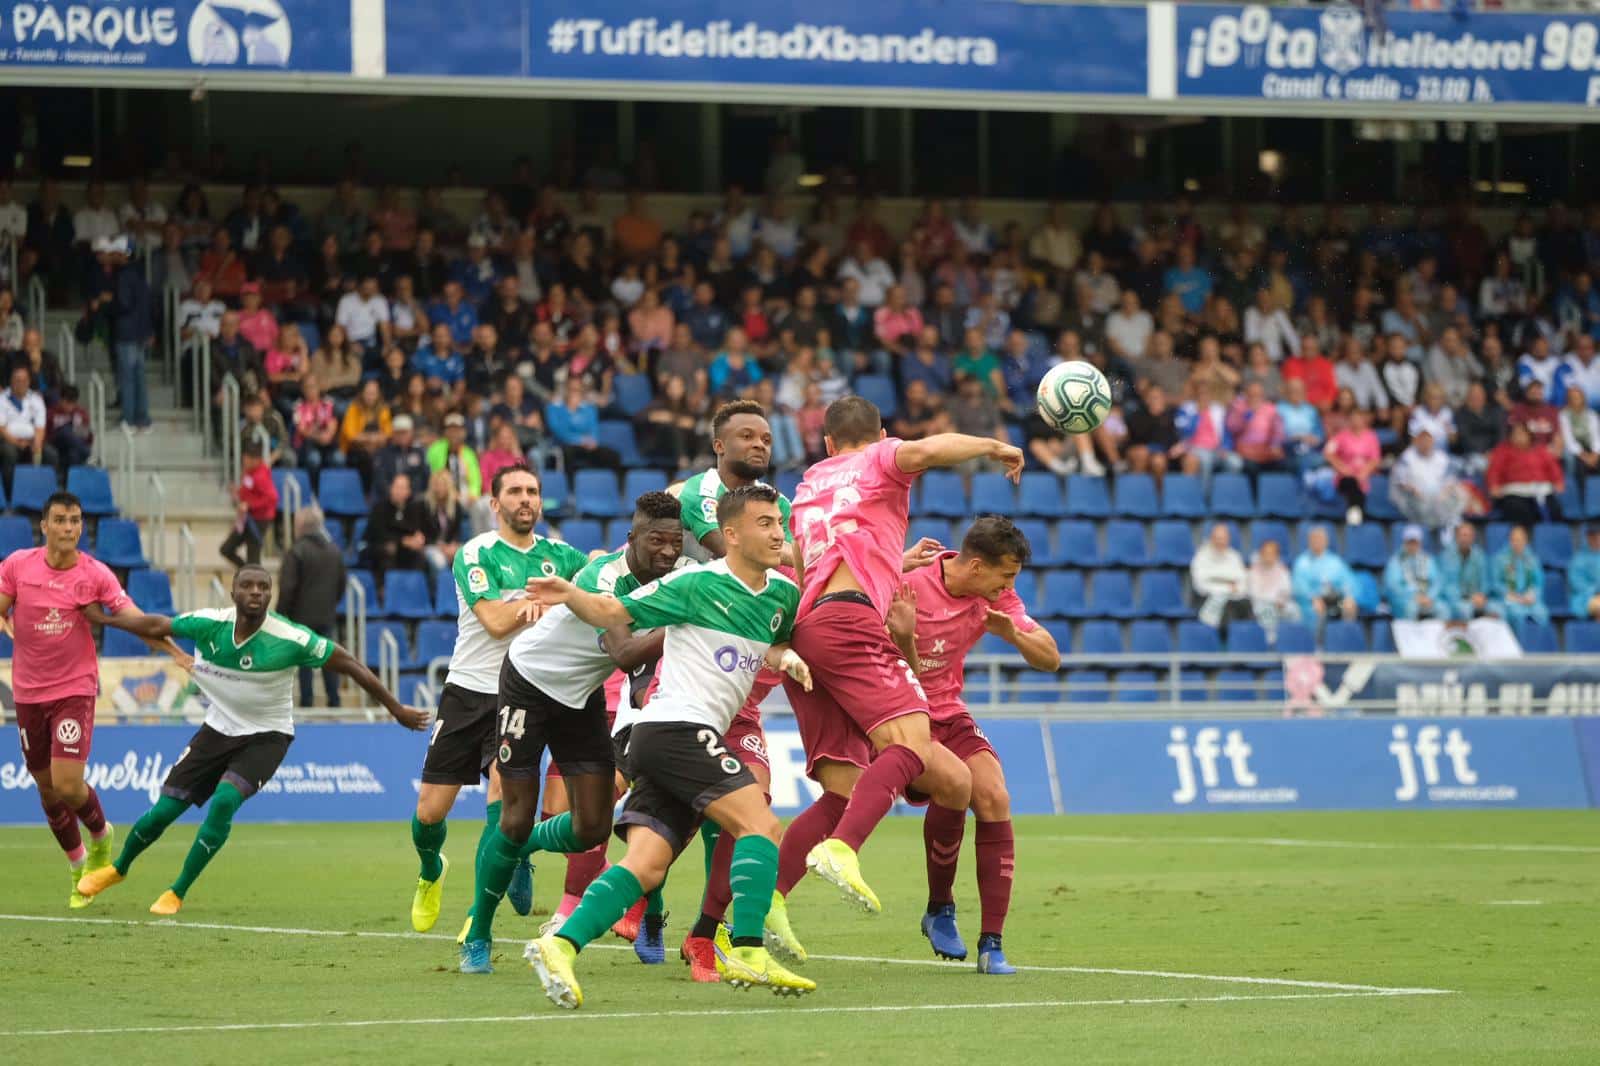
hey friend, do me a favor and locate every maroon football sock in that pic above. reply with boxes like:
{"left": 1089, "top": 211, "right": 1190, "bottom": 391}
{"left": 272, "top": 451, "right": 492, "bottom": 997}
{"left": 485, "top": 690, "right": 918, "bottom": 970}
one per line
{"left": 776, "top": 791, "right": 847, "bottom": 895}
{"left": 832, "top": 745, "right": 924, "bottom": 852}
{"left": 700, "top": 824, "right": 737, "bottom": 921}
{"left": 975, "top": 819, "right": 1015, "bottom": 938}
{"left": 41, "top": 798, "right": 83, "bottom": 861}
{"left": 75, "top": 787, "right": 108, "bottom": 837}
{"left": 563, "top": 841, "right": 609, "bottom": 898}
{"left": 923, "top": 803, "right": 967, "bottom": 908}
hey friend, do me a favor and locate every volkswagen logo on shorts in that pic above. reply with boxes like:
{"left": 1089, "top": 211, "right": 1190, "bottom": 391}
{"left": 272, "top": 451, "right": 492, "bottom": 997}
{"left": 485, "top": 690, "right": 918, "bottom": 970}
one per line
{"left": 714, "top": 646, "right": 739, "bottom": 672}
{"left": 55, "top": 719, "right": 82, "bottom": 745}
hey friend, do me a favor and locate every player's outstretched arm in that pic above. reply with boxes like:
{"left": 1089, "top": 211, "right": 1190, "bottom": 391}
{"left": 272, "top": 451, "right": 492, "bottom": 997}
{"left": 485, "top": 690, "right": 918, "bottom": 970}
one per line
{"left": 528, "top": 576, "right": 634, "bottom": 631}
{"left": 894, "top": 432, "right": 1025, "bottom": 482}
{"left": 324, "top": 646, "right": 431, "bottom": 730}
{"left": 474, "top": 597, "right": 539, "bottom": 640}
{"left": 600, "top": 625, "right": 665, "bottom": 671}
{"left": 886, "top": 585, "right": 922, "bottom": 674}
{"left": 763, "top": 643, "right": 813, "bottom": 691}
{"left": 987, "top": 610, "right": 1062, "bottom": 672}
{"left": 86, "top": 602, "right": 172, "bottom": 641}
{"left": 0, "top": 592, "right": 13, "bottom": 637}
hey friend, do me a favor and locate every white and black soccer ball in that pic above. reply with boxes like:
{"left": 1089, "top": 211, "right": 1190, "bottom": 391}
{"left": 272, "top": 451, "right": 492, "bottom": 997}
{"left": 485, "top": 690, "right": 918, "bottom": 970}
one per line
{"left": 1036, "top": 360, "right": 1112, "bottom": 435}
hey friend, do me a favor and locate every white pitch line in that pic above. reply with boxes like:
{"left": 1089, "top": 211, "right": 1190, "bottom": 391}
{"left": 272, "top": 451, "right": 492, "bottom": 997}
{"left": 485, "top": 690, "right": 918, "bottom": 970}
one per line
{"left": 1037, "top": 834, "right": 1600, "bottom": 856}
{"left": 0, "top": 913, "right": 1455, "bottom": 996}
{"left": 1483, "top": 899, "right": 1545, "bottom": 906}
{"left": 1, "top": 990, "right": 1438, "bottom": 1039}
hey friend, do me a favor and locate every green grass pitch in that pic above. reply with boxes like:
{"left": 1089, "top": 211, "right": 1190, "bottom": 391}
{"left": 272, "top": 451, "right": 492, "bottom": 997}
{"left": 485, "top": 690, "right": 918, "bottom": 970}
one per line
{"left": 3, "top": 811, "right": 1598, "bottom": 1064}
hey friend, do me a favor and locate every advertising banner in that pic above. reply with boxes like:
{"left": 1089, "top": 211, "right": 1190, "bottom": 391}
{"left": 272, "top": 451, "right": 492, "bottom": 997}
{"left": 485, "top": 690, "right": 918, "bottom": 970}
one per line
{"left": 384, "top": 0, "right": 1149, "bottom": 97}
{"left": 0, "top": 0, "right": 351, "bottom": 73}
{"left": 1176, "top": 4, "right": 1600, "bottom": 109}
{"left": 1332, "top": 660, "right": 1600, "bottom": 717}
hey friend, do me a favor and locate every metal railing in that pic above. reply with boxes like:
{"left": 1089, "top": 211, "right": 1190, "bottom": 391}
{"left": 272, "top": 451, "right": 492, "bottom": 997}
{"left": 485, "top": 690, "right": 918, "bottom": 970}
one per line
{"left": 177, "top": 524, "right": 196, "bottom": 612}
{"left": 163, "top": 282, "right": 183, "bottom": 386}
{"left": 190, "top": 333, "right": 211, "bottom": 440}
{"left": 57, "top": 322, "right": 76, "bottom": 385}
{"left": 218, "top": 375, "right": 239, "bottom": 486}
{"left": 280, "top": 471, "right": 304, "bottom": 552}
{"left": 86, "top": 372, "right": 107, "bottom": 466}
{"left": 378, "top": 628, "right": 401, "bottom": 707}
{"left": 117, "top": 422, "right": 136, "bottom": 497}
{"left": 208, "top": 575, "right": 228, "bottom": 608}
{"left": 145, "top": 472, "right": 167, "bottom": 570}
{"left": 343, "top": 575, "right": 368, "bottom": 707}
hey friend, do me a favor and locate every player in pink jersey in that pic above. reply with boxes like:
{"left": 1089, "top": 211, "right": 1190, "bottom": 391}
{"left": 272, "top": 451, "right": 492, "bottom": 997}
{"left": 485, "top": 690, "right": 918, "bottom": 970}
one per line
{"left": 775, "top": 395, "right": 1024, "bottom": 932}
{"left": 0, "top": 491, "right": 174, "bottom": 907}
{"left": 889, "top": 517, "right": 1060, "bottom": 975}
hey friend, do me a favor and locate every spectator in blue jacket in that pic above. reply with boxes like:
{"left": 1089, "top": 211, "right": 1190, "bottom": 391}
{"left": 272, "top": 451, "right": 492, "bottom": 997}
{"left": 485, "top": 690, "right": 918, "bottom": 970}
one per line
{"left": 1490, "top": 525, "right": 1548, "bottom": 626}
{"left": 110, "top": 237, "right": 154, "bottom": 431}
{"left": 545, "top": 375, "right": 621, "bottom": 471}
{"left": 1383, "top": 525, "right": 1447, "bottom": 620}
{"left": 1291, "top": 525, "right": 1358, "bottom": 624}
{"left": 425, "top": 280, "right": 478, "bottom": 352}
{"left": 1567, "top": 524, "right": 1600, "bottom": 619}
{"left": 1437, "top": 523, "right": 1492, "bottom": 620}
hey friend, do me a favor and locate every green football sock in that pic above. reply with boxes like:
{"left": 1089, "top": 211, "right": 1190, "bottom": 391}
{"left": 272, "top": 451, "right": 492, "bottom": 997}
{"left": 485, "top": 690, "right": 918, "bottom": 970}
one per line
{"left": 524, "top": 810, "right": 583, "bottom": 856}
{"left": 462, "top": 801, "right": 502, "bottom": 921}
{"left": 645, "top": 883, "right": 665, "bottom": 919}
{"left": 116, "top": 795, "right": 188, "bottom": 875}
{"left": 172, "top": 783, "right": 244, "bottom": 899}
{"left": 412, "top": 815, "right": 447, "bottom": 882}
{"left": 555, "top": 865, "right": 643, "bottom": 952}
{"left": 698, "top": 820, "right": 721, "bottom": 880}
{"left": 728, "top": 834, "right": 779, "bottom": 946}
{"left": 466, "top": 828, "right": 521, "bottom": 943}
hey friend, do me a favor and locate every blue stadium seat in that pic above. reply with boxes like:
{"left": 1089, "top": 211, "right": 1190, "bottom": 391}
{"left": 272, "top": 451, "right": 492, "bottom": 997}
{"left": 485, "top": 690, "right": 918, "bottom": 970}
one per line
{"left": 1371, "top": 624, "right": 1396, "bottom": 654}
{"left": 574, "top": 469, "right": 625, "bottom": 517}
{"left": 1345, "top": 525, "right": 1390, "bottom": 571}
{"left": 344, "top": 518, "right": 368, "bottom": 566}
{"left": 0, "top": 516, "right": 33, "bottom": 557}
{"left": 1566, "top": 621, "right": 1600, "bottom": 653}
{"left": 1276, "top": 622, "right": 1316, "bottom": 654}
{"left": 622, "top": 468, "right": 669, "bottom": 504}
{"left": 102, "top": 626, "right": 150, "bottom": 658}
{"left": 1545, "top": 571, "right": 1571, "bottom": 620}
{"left": 1256, "top": 472, "right": 1302, "bottom": 520}
{"left": 1013, "top": 519, "right": 1060, "bottom": 567}
{"left": 1209, "top": 473, "right": 1255, "bottom": 519}
{"left": 1534, "top": 525, "right": 1573, "bottom": 570}
{"left": 1039, "top": 571, "right": 1084, "bottom": 618}
{"left": 0, "top": 632, "right": 10, "bottom": 657}
{"left": 414, "top": 620, "right": 458, "bottom": 666}
{"left": 1249, "top": 520, "right": 1292, "bottom": 555}
{"left": 597, "top": 421, "right": 643, "bottom": 466}
{"left": 9, "top": 466, "right": 57, "bottom": 513}
{"left": 1483, "top": 522, "right": 1511, "bottom": 557}
{"left": 1352, "top": 572, "right": 1380, "bottom": 615}
{"left": 1117, "top": 670, "right": 1161, "bottom": 703}
{"left": 1102, "top": 520, "right": 1150, "bottom": 568}
{"left": 1226, "top": 621, "right": 1270, "bottom": 655}
{"left": 1087, "top": 571, "right": 1135, "bottom": 619}
{"left": 1179, "top": 668, "right": 1210, "bottom": 703}
{"left": 1517, "top": 620, "right": 1559, "bottom": 654}
{"left": 1065, "top": 475, "right": 1110, "bottom": 518}
{"left": 539, "top": 467, "right": 571, "bottom": 517}
{"left": 272, "top": 468, "right": 314, "bottom": 511}
{"left": 396, "top": 673, "right": 431, "bottom": 707}
{"left": 558, "top": 519, "right": 604, "bottom": 556}
{"left": 1151, "top": 520, "right": 1195, "bottom": 568}
{"left": 1176, "top": 621, "right": 1221, "bottom": 655}
{"left": 977, "top": 632, "right": 1012, "bottom": 657}
{"left": 1112, "top": 473, "right": 1159, "bottom": 518}
{"left": 906, "top": 518, "right": 952, "bottom": 551}
{"left": 1017, "top": 472, "right": 1066, "bottom": 517}
{"left": 613, "top": 374, "right": 654, "bottom": 418}
{"left": 66, "top": 466, "right": 116, "bottom": 516}
{"left": 318, "top": 469, "right": 368, "bottom": 518}
{"left": 1216, "top": 669, "right": 1259, "bottom": 703}
{"left": 853, "top": 375, "right": 898, "bottom": 419}
{"left": 1065, "top": 670, "right": 1109, "bottom": 704}
{"left": 1056, "top": 521, "right": 1102, "bottom": 567}
{"left": 1012, "top": 570, "right": 1037, "bottom": 608}
{"left": 1322, "top": 621, "right": 1368, "bottom": 654}
{"left": 775, "top": 470, "right": 802, "bottom": 501}
{"left": 93, "top": 519, "right": 146, "bottom": 568}
{"left": 434, "top": 568, "right": 458, "bottom": 616}
{"left": 970, "top": 472, "right": 1015, "bottom": 515}
{"left": 340, "top": 569, "right": 380, "bottom": 617}
{"left": 128, "top": 569, "right": 175, "bottom": 615}
{"left": 1078, "top": 620, "right": 1124, "bottom": 656}
{"left": 1365, "top": 474, "right": 1400, "bottom": 521}
{"left": 1042, "top": 620, "right": 1072, "bottom": 655}
{"left": 1129, "top": 620, "right": 1172, "bottom": 655}
{"left": 364, "top": 621, "right": 418, "bottom": 669}
{"left": 384, "top": 570, "right": 434, "bottom": 620}
{"left": 1559, "top": 478, "right": 1583, "bottom": 519}
{"left": 1586, "top": 477, "right": 1600, "bottom": 519}
{"left": 916, "top": 471, "right": 968, "bottom": 518}
{"left": 1160, "top": 474, "right": 1205, "bottom": 518}
{"left": 1134, "top": 571, "right": 1188, "bottom": 619}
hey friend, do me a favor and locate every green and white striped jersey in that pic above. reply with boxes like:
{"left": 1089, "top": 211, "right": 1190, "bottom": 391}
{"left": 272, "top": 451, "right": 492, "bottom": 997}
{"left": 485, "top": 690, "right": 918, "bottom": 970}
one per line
{"left": 618, "top": 559, "right": 798, "bottom": 732}
{"left": 170, "top": 609, "right": 335, "bottom": 736}
{"left": 677, "top": 467, "right": 793, "bottom": 563}
{"left": 506, "top": 548, "right": 688, "bottom": 708}
{"left": 446, "top": 531, "right": 589, "bottom": 694}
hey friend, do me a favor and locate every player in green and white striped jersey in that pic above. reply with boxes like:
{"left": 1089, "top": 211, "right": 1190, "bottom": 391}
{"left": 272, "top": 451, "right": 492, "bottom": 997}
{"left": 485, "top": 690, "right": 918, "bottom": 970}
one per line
{"left": 524, "top": 484, "right": 817, "bottom": 1008}
{"left": 75, "top": 565, "right": 427, "bottom": 915}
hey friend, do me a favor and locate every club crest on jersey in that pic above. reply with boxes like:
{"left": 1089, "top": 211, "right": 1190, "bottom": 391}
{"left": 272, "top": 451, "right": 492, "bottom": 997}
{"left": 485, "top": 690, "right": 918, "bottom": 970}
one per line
{"left": 541, "top": 560, "right": 557, "bottom": 576}
{"left": 498, "top": 742, "right": 512, "bottom": 763}
{"left": 769, "top": 610, "right": 782, "bottom": 633}
{"left": 240, "top": 654, "right": 254, "bottom": 669}
{"left": 55, "top": 719, "right": 82, "bottom": 744}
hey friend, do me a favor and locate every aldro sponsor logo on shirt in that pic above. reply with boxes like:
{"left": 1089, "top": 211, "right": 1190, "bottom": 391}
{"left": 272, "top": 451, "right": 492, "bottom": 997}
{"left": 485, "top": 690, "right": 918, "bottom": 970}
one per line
{"left": 713, "top": 645, "right": 763, "bottom": 676}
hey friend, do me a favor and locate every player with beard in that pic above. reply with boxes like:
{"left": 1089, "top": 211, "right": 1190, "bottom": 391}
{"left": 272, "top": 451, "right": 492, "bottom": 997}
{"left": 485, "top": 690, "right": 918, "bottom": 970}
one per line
{"left": 408, "top": 465, "right": 578, "bottom": 938}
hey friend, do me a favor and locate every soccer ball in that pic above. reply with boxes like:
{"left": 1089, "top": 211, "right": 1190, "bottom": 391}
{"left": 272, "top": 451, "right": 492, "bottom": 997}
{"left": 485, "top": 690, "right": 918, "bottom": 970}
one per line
{"left": 1036, "top": 360, "right": 1112, "bottom": 435}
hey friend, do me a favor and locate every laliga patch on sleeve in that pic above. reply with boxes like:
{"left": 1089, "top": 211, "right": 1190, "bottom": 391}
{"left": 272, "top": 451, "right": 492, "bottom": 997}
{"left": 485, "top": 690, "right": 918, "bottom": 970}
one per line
{"left": 467, "top": 566, "right": 489, "bottom": 594}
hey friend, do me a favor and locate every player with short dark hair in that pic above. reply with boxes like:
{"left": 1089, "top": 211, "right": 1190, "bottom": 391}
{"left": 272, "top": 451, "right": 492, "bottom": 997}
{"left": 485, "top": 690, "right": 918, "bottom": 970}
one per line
{"left": 0, "top": 492, "right": 171, "bottom": 907}
{"left": 458, "top": 491, "right": 686, "bottom": 974}
{"left": 76, "top": 565, "right": 428, "bottom": 913}
{"left": 888, "top": 516, "right": 1058, "bottom": 975}
{"left": 775, "top": 397, "right": 1023, "bottom": 924}
{"left": 525, "top": 484, "right": 815, "bottom": 1008}
{"left": 408, "top": 464, "right": 567, "bottom": 938}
